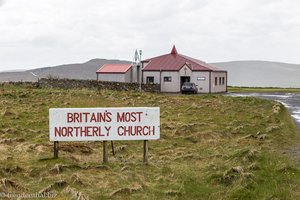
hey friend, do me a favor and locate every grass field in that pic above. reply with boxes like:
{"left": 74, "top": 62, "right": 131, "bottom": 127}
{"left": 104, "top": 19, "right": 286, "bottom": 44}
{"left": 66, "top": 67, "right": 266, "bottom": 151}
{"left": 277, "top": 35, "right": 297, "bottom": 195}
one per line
{"left": 0, "top": 84, "right": 300, "bottom": 199}
{"left": 228, "top": 86, "right": 300, "bottom": 93}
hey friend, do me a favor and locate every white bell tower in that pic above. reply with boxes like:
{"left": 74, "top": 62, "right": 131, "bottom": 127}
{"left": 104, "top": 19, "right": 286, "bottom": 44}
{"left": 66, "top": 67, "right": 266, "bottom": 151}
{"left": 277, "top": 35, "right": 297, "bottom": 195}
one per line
{"left": 132, "top": 49, "right": 142, "bottom": 83}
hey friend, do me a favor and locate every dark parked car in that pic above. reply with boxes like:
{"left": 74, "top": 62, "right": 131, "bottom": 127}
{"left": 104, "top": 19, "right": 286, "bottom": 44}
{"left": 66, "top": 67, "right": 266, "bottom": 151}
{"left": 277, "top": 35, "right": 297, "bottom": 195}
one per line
{"left": 181, "top": 82, "right": 198, "bottom": 94}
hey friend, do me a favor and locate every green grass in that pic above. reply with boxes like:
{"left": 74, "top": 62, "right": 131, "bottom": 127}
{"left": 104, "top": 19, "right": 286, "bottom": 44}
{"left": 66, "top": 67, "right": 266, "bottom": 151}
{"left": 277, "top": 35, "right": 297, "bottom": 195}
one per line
{"left": 228, "top": 86, "right": 300, "bottom": 93}
{"left": 0, "top": 84, "right": 300, "bottom": 199}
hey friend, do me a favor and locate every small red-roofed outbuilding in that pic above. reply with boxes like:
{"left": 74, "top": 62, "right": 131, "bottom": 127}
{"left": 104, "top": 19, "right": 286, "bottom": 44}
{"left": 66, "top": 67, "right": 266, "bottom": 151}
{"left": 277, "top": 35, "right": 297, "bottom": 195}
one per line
{"left": 96, "top": 63, "right": 133, "bottom": 82}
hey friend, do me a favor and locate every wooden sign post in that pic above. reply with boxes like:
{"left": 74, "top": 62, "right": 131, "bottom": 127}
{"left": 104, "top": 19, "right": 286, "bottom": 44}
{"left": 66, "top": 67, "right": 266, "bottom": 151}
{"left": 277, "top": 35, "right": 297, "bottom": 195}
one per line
{"left": 111, "top": 141, "right": 115, "bottom": 156}
{"left": 143, "top": 140, "right": 148, "bottom": 164}
{"left": 49, "top": 107, "right": 160, "bottom": 163}
{"left": 53, "top": 141, "right": 59, "bottom": 158}
{"left": 103, "top": 141, "right": 108, "bottom": 163}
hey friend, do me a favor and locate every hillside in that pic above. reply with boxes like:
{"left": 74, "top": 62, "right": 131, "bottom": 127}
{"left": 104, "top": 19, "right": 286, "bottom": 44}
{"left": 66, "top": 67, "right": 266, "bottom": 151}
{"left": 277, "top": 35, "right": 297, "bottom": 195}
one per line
{"left": 212, "top": 61, "right": 300, "bottom": 88}
{"left": 0, "top": 59, "right": 130, "bottom": 82}
{"left": 29, "top": 59, "right": 131, "bottom": 80}
{"left": 0, "top": 85, "right": 300, "bottom": 199}
{"left": 0, "top": 59, "right": 300, "bottom": 88}
{"left": 0, "top": 71, "right": 39, "bottom": 82}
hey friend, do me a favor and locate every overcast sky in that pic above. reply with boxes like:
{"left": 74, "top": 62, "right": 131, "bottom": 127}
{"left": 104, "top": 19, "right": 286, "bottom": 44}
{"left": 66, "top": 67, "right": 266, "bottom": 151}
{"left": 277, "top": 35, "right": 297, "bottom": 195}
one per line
{"left": 0, "top": 0, "right": 300, "bottom": 71}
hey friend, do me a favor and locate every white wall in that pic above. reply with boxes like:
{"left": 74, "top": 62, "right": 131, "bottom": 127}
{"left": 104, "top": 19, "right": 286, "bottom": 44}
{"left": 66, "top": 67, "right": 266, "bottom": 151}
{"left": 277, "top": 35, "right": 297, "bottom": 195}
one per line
{"left": 97, "top": 69, "right": 132, "bottom": 83}
{"left": 211, "top": 72, "right": 227, "bottom": 93}
{"left": 191, "top": 71, "right": 210, "bottom": 93}
{"left": 143, "top": 71, "right": 160, "bottom": 84}
{"left": 161, "top": 71, "right": 180, "bottom": 92}
{"left": 143, "top": 71, "right": 180, "bottom": 92}
{"left": 143, "top": 68, "right": 227, "bottom": 93}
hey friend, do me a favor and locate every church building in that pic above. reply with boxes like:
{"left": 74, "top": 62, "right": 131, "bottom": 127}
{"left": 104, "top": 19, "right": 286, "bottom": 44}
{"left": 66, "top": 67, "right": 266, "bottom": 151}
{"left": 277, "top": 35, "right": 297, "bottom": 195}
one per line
{"left": 142, "top": 45, "right": 227, "bottom": 93}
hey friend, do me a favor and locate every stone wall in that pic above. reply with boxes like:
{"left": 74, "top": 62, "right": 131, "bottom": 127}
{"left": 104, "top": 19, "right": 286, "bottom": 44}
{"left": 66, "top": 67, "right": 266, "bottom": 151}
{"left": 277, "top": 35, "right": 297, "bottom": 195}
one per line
{"left": 0, "top": 81, "right": 39, "bottom": 87}
{"left": 37, "top": 78, "right": 160, "bottom": 92}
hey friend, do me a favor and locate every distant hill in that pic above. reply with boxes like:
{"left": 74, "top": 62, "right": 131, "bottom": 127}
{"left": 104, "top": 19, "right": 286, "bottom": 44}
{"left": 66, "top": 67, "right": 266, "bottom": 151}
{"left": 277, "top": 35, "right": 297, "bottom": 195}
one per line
{"left": 0, "top": 59, "right": 130, "bottom": 82}
{"left": 0, "top": 71, "right": 38, "bottom": 82}
{"left": 29, "top": 59, "right": 131, "bottom": 80}
{"left": 0, "top": 59, "right": 299, "bottom": 88}
{"left": 212, "top": 61, "right": 300, "bottom": 88}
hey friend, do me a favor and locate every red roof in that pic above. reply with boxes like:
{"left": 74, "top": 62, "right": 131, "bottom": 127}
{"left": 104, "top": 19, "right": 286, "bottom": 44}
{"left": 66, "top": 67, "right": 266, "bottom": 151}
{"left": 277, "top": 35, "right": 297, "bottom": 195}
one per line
{"left": 96, "top": 63, "right": 132, "bottom": 74}
{"left": 142, "top": 46, "right": 225, "bottom": 72}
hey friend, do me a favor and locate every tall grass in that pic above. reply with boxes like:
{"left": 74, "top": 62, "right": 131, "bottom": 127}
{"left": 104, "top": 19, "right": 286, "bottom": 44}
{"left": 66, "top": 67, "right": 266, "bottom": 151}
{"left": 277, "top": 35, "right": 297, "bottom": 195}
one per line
{"left": 0, "top": 85, "right": 299, "bottom": 199}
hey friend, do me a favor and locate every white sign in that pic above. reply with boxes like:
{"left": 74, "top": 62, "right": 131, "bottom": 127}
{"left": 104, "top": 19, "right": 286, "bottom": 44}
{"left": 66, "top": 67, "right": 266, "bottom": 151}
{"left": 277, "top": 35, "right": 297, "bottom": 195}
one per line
{"left": 49, "top": 107, "right": 160, "bottom": 141}
{"left": 197, "top": 77, "right": 206, "bottom": 81}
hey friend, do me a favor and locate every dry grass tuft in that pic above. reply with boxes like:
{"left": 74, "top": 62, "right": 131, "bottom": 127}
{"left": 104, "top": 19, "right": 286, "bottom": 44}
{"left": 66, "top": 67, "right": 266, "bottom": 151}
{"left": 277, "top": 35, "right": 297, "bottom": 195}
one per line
{"left": 61, "top": 144, "right": 93, "bottom": 154}
{"left": 165, "top": 189, "right": 182, "bottom": 196}
{"left": 243, "top": 149, "right": 258, "bottom": 162}
{"left": 109, "top": 183, "right": 142, "bottom": 196}
{"left": 273, "top": 103, "right": 281, "bottom": 113}
{"left": 2, "top": 128, "right": 16, "bottom": 134}
{"left": 246, "top": 162, "right": 260, "bottom": 170}
{"left": 1, "top": 109, "right": 15, "bottom": 117}
{"left": 114, "top": 145, "right": 127, "bottom": 153}
{"left": 71, "top": 174, "right": 83, "bottom": 185}
{"left": 63, "top": 186, "right": 89, "bottom": 200}
{"left": 49, "top": 164, "right": 65, "bottom": 174}
{"left": 174, "top": 123, "right": 198, "bottom": 135}
{"left": 1, "top": 166, "right": 23, "bottom": 174}
{"left": 38, "top": 180, "right": 68, "bottom": 194}
{"left": 0, "top": 178, "right": 27, "bottom": 191}
{"left": 0, "top": 138, "right": 25, "bottom": 144}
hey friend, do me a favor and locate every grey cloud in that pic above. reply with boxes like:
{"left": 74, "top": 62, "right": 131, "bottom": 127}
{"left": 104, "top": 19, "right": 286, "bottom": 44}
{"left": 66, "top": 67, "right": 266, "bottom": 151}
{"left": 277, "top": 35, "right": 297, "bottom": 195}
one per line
{"left": 1, "top": 0, "right": 300, "bottom": 71}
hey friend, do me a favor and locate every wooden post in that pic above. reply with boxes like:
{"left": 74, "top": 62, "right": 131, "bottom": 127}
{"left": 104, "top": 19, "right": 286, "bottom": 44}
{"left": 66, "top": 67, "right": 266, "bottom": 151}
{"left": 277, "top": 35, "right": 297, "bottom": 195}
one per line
{"left": 54, "top": 141, "right": 59, "bottom": 158}
{"left": 111, "top": 141, "right": 115, "bottom": 156}
{"left": 143, "top": 140, "right": 148, "bottom": 164}
{"left": 103, "top": 141, "right": 108, "bottom": 163}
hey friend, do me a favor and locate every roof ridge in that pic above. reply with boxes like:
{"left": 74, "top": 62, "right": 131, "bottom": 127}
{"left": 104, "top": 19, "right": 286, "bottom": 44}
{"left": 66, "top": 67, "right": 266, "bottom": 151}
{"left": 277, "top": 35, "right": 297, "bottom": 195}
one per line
{"left": 179, "top": 54, "right": 217, "bottom": 71}
{"left": 142, "top": 49, "right": 226, "bottom": 72}
{"left": 142, "top": 53, "right": 171, "bottom": 62}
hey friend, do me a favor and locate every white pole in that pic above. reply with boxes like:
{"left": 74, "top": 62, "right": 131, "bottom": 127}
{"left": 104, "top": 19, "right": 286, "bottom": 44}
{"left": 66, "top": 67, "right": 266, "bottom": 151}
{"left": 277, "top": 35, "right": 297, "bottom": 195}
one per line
{"left": 139, "top": 50, "right": 142, "bottom": 92}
